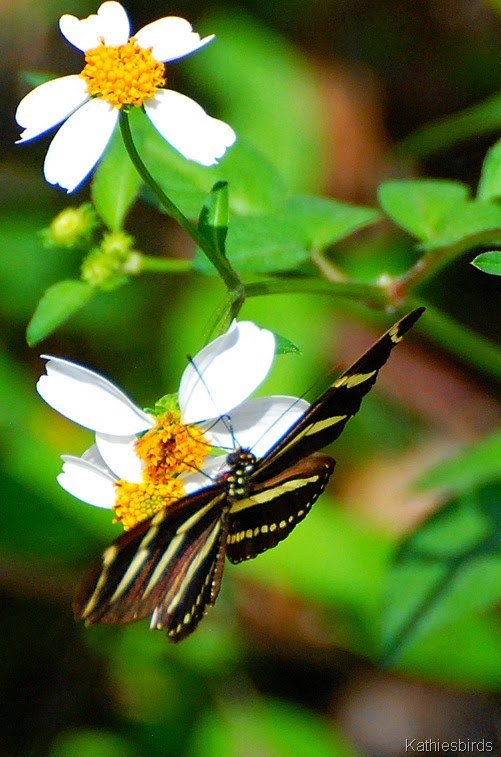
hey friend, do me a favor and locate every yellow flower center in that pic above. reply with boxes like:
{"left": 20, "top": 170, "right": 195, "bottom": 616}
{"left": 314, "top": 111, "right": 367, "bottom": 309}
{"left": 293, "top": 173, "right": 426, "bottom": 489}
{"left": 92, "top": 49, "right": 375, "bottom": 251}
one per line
{"left": 114, "top": 478, "right": 184, "bottom": 530}
{"left": 80, "top": 38, "right": 166, "bottom": 108}
{"left": 112, "top": 411, "right": 211, "bottom": 530}
{"left": 136, "top": 411, "right": 210, "bottom": 482}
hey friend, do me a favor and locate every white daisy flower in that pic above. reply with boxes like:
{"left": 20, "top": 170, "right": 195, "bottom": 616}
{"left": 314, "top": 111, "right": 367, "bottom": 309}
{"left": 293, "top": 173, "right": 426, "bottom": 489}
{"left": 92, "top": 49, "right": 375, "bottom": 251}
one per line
{"left": 16, "top": 1, "right": 236, "bottom": 192}
{"left": 37, "top": 321, "right": 309, "bottom": 529}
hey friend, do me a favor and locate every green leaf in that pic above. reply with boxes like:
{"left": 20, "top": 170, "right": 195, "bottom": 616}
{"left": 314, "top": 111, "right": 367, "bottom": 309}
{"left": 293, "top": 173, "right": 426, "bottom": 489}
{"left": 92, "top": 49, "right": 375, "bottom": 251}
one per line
{"left": 194, "top": 214, "right": 308, "bottom": 275}
{"left": 191, "top": 697, "right": 357, "bottom": 757}
{"left": 274, "top": 332, "right": 301, "bottom": 355}
{"left": 92, "top": 128, "right": 142, "bottom": 230}
{"left": 421, "top": 199, "right": 501, "bottom": 249}
{"left": 286, "top": 195, "right": 381, "bottom": 248}
{"left": 478, "top": 138, "right": 501, "bottom": 201}
{"left": 137, "top": 110, "right": 286, "bottom": 218}
{"left": 396, "top": 92, "right": 501, "bottom": 159}
{"left": 471, "top": 250, "right": 501, "bottom": 275}
{"left": 195, "top": 194, "right": 380, "bottom": 275}
{"left": 219, "top": 139, "right": 287, "bottom": 215}
{"left": 416, "top": 429, "right": 501, "bottom": 494}
{"left": 0, "top": 210, "right": 74, "bottom": 322}
{"left": 392, "top": 612, "right": 500, "bottom": 689}
{"left": 378, "top": 179, "right": 470, "bottom": 241}
{"left": 382, "top": 483, "right": 501, "bottom": 667}
{"left": 26, "top": 279, "right": 95, "bottom": 345}
{"left": 198, "top": 181, "right": 229, "bottom": 258}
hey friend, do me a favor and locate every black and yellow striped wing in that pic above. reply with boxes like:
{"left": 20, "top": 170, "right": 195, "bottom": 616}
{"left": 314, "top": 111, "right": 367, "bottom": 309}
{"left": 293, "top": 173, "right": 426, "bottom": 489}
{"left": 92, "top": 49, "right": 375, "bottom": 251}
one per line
{"left": 74, "top": 308, "right": 424, "bottom": 641}
{"left": 74, "top": 484, "right": 229, "bottom": 642}
{"left": 253, "top": 307, "right": 424, "bottom": 483}
{"left": 227, "top": 453, "right": 335, "bottom": 563}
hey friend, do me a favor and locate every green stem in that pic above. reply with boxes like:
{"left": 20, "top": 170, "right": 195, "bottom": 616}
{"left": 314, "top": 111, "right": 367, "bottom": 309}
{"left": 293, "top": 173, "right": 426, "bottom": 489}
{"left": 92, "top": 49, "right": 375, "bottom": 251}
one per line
{"left": 119, "top": 111, "right": 242, "bottom": 292}
{"left": 245, "top": 277, "right": 388, "bottom": 306}
{"left": 395, "top": 231, "right": 501, "bottom": 295}
{"left": 411, "top": 298, "right": 501, "bottom": 382}
{"left": 138, "top": 255, "right": 192, "bottom": 274}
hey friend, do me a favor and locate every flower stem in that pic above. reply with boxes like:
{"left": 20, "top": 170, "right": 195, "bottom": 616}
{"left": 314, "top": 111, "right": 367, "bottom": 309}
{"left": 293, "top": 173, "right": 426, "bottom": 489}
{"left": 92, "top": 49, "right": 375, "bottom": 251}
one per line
{"left": 245, "top": 277, "right": 388, "bottom": 307}
{"left": 119, "top": 111, "right": 243, "bottom": 293}
{"left": 137, "top": 255, "right": 192, "bottom": 274}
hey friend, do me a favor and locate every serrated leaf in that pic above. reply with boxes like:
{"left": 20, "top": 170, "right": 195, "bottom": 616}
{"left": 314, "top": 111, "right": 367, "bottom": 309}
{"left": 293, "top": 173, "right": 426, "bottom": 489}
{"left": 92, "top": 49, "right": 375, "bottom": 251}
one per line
{"left": 471, "top": 250, "right": 501, "bottom": 275}
{"left": 416, "top": 429, "right": 501, "bottom": 494}
{"left": 286, "top": 195, "right": 381, "bottom": 248}
{"left": 378, "top": 180, "right": 470, "bottom": 241}
{"left": 26, "top": 279, "right": 95, "bottom": 345}
{"left": 382, "top": 483, "right": 501, "bottom": 667}
{"left": 92, "top": 128, "right": 142, "bottom": 230}
{"left": 478, "top": 138, "right": 501, "bottom": 201}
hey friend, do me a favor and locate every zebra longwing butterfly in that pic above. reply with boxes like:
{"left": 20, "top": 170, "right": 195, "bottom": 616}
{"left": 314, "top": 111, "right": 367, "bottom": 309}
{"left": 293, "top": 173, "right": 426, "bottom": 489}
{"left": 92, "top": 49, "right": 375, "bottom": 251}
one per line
{"left": 74, "top": 307, "right": 424, "bottom": 641}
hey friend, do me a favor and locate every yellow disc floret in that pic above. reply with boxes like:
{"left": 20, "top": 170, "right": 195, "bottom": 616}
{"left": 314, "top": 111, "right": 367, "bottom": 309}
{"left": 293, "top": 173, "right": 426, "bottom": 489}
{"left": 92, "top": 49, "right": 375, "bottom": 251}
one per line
{"left": 80, "top": 38, "right": 166, "bottom": 108}
{"left": 136, "top": 411, "right": 210, "bottom": 482}
{"left": 114, "top": 478, "right": 184, "bottom": 530}
{"left": 112, "top": 411, "right": 211, "bottom": 530}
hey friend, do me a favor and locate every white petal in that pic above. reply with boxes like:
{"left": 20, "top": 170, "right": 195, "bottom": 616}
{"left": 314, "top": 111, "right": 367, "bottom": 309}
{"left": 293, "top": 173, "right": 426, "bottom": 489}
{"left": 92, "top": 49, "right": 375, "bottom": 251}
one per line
{"left": 144, "top": 90, "right": 236, "bottom": 166}
{"left": 37, "top": 356, "right": 154, "bottom": 435}
{"left": 135, "top": 17, "right": 213, "bottom": 63}
{"left": 179, "top": 321, "right": 275, "bottom": 424}
{"left": 95, "top": 432, "right": 144, "bottom": 483}
{"left": 60, "top": 1, "right": 130, "bottom": 52}
{"left": 43, "top": 98, "right": 118, "bottom": 192}
{"left": 16, "top": 76, "right": 89, "bottom": 143}
{"left": 57, "top": 455, "right": 117, "bottom": 508}
{"left": 81, "top": 444, "right": 113, "bottom": 473}
{"left": 203, "top": 396, "right": 310, "bottom": 458}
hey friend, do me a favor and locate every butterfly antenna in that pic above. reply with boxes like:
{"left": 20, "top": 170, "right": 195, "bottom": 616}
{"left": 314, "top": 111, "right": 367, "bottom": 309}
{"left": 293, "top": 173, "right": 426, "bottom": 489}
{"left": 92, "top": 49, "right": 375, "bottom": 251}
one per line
{"left": 186, "top": 355, "right": 240, "bottom": 449}
{"left": 248, "top": 369, "right": 334, "bottom": 456}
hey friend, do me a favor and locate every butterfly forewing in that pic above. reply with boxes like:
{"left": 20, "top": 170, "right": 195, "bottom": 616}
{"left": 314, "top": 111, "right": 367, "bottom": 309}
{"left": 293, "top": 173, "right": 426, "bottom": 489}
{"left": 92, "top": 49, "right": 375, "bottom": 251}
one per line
{"left": 150, "top": 512, "right": 229, "bottom": 642}
{"left": 74, "top": 484, "right": 228, "bottom": 639}
{"left": 254, "top": 307, "right": 424, "bottom": 482}
{"left": 227, "top": 453, "right": 335, "bottom": 563}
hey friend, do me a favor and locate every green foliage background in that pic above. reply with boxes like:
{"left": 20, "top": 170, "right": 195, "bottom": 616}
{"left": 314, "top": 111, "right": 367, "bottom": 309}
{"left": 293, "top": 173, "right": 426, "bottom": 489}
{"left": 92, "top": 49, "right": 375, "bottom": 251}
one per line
{"left": 1, "top": 1, "right": 500, "bottom": 754}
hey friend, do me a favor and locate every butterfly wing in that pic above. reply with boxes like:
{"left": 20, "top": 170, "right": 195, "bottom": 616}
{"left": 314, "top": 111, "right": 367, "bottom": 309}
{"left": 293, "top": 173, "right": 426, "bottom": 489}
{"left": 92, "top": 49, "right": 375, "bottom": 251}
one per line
{"left": 73, "top": 483, "right": 229, "bottom": 642}
{"left": 253, "top": 308, "right": 424, "bottom": 482}
{"left": 226, "top": 453, "right": 335, "bottom": 563}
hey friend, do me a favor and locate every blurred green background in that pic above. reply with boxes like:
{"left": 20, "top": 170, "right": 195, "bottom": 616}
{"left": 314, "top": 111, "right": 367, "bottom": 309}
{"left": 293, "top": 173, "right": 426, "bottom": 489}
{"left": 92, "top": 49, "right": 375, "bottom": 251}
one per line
{"left": 1, "top": 1, "right": 500, "bottom": 755}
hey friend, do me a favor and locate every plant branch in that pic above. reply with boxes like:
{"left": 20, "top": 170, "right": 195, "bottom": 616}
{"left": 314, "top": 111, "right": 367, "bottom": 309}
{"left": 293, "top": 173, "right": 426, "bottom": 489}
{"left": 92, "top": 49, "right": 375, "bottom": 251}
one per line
{"left": 119, "top": 111, "right": 243, "bottom": 292}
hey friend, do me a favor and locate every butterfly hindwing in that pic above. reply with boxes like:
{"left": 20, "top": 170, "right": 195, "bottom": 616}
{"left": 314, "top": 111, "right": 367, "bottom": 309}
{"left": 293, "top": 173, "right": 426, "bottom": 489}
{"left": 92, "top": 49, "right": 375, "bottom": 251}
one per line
{"left": 227, "top": 453, "right": 335, "bottom": 563}
{"left": 74, "top": 484, "right": 229, "bottom": 641}
{"left": 254, "top": 307, "right": 424, "bottom": 482}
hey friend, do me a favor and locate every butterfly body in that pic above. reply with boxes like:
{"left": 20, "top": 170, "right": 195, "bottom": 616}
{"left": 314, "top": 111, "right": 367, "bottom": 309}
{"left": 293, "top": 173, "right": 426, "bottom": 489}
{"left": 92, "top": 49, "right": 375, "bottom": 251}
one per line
{"left": 74, "top": 308, "right": 424, "bottom": 641}
{"left": 223, "top": 449, "right": 257, "bottom": 499}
